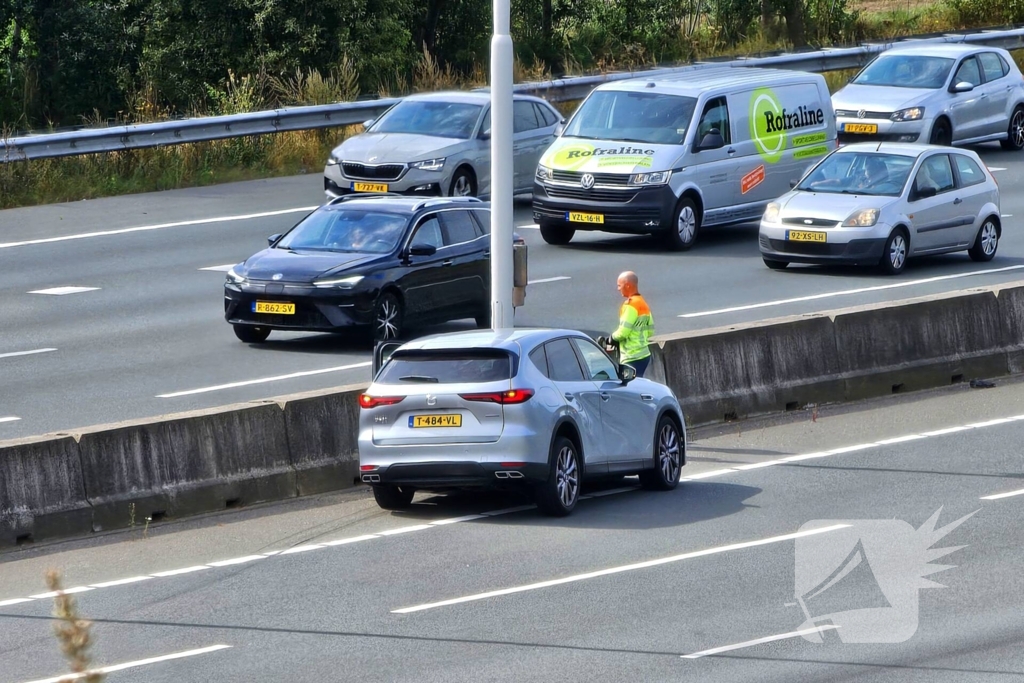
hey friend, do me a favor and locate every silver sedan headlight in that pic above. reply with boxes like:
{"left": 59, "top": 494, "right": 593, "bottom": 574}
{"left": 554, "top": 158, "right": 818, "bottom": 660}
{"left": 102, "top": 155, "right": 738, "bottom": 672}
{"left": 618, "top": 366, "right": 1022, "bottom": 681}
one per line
{"left": 843, "top": 208, "right": 880, "bottom": 227}
{"left": 891, "top": 108, "right": 925, "bottom": 122}
{"left": 410, "top": 158, "right": 446, "bottom": 172}
{"left": 763, "top": 202, "right": 781, "bottom": 223}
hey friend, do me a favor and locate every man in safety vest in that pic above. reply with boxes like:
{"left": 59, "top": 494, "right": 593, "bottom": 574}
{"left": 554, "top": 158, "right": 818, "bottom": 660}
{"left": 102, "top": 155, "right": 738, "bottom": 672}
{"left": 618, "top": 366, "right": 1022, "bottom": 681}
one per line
{"left": 601, "top": 270, "right": 654, "bottom": 377}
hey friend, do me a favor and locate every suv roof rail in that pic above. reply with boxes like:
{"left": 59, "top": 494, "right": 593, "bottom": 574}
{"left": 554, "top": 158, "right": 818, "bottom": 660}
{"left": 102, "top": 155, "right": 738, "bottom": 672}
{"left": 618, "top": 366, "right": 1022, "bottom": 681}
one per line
{"left": 327, "top": 192, "right": 404, "bottom": 205}
{"left": 413, "top": 196, "right": 484, "bottom": 211}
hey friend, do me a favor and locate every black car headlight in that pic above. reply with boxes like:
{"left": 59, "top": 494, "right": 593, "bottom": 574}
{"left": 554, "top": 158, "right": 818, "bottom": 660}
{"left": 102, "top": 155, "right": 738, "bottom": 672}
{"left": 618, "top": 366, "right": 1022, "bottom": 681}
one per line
{"left": 226, "top": 266, "right": 246, "bottom": 284}
{"left": 313, "top": 275, "right": 365, "bottom": 289}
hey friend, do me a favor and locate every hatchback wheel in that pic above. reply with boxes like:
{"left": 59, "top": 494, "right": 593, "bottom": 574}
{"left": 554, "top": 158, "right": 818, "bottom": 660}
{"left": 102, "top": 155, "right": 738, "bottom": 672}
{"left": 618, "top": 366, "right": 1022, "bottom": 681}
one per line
{"left": 234, "top": 324, "right": 270, "bottom": 343}
{"left": 448, "top": 168, "right": 477, "bottom": 197}
{"left": 536, "top": 436, "right": 581, "bottom": 516}
{"left": 372, "top": 485, "right": 414, "bottom": 510}
{"left": 373, "top": 292, "right": 403, "bottom": 342}
{"left": 969, "top": 219, "right": 999, "bottom": 262}
{"left": 539, "top": 221, "right": 574, "bottom": 245}
{"left": 640, "top": 416, "right": 683, "bottom": 490}
{"left": 665, "top": 198, "right": 699, "bottom": 251}
{"left": 1001, "top": 107, "right": 1024, "bottom": 150}
{"left": 879, "top": 229, "right": 908, "bottom": 275}
{"left": 930, "top": 119, "right": 952, "bottom": 146}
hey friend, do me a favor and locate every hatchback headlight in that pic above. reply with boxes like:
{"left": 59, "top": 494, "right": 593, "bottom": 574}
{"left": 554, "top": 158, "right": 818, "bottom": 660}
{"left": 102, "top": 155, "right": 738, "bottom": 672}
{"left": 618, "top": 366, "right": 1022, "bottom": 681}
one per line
{"left": 410, "top": 158, "right": 446, "bottom": 172}
{"left": 326, "top": 153, "right": 341, "bottom": 166}
{"left": 629, "top": 171, "right": 671, "bottom": 186}
{"left": 843, "top": 208, "right": 880, "bottom": 227}
{"left": 313, "top": 275, "right": 365, "bottom": 288}
{"left": 763, "top": 202, "right": 781, "bottom": 223}
{"left": 891, "top": 107, "right": 924, "bottom": 122}
{"left": 226, "top": 266, "right": 246, "bottom": 284}
{"left": 536, "top": 165, "right": 553, "bottom": 181}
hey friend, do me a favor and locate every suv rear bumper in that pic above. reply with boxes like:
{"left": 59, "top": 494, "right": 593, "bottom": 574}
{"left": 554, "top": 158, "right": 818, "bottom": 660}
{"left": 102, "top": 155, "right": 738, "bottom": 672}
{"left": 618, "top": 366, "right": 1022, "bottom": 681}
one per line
{"left": 362, "top": 461, "right": 549, "bottom": 489}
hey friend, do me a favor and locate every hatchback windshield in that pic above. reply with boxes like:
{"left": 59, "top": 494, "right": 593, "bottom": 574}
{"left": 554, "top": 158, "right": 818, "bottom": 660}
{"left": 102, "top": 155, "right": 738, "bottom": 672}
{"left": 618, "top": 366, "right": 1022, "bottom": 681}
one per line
{"left": 797, "top": 152, "right": 916, "bottom": 196}
{"left": 377, "top": 351, "right": 512, "bottom": 384}
{"left": 369, "top": 100, "right": 483, "bottom": 139}
{"left": 852, "top": 55, "right": 955, "bottom": 89}
{"left": 563, "top": 91, "right": 699, "bottom": 145}
{"left": 276, "top": 208, "right": 408, "bottom": 253}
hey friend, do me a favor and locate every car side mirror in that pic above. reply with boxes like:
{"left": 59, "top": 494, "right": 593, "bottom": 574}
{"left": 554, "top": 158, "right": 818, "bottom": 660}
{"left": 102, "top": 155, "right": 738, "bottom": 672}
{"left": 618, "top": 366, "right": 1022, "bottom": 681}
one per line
{"left": 554, "top": 122, "right": 565, "bottom": 136}
{"left": 408, "top": 242, "right": 437, "bottom": 257}
{"left": 362, "top": 119, "right": 374, "bottom": 128}
{"left": 790, "top": 179, "right": 799, "bottom": 189}
{"left": 619, "top": 364, "right": 637, "bottom": 383}
{"left": 479, "top": 128, "right": 491, "bottom": 140}
{"left": 950, "top": 81, "right": 974, "bottom": 93}
{"left": 372, "top": 341, "right": 402, "bottom": 378}
{"left": 914, "top": 185, "right": 937, "bottom": 200}
{"left": 268, "top": 233, "right": 281, "bottom": 246}
{"left": 696, "top": 128, "right": 724, "bottom": 151}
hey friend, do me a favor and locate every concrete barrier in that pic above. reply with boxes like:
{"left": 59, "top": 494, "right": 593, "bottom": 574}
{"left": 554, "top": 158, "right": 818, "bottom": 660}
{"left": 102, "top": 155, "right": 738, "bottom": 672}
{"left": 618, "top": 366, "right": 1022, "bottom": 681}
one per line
{"left": 5, "top": 280, "right": 1024, "bottom": 548}
{"left": 280, "top": 385, "right": 363, "bottom": 496}
{"left": 76, "top": 401, "right": 295, "bottom": 533}
{"left": 0, "top": 434, "right": 91, "bottom": 546}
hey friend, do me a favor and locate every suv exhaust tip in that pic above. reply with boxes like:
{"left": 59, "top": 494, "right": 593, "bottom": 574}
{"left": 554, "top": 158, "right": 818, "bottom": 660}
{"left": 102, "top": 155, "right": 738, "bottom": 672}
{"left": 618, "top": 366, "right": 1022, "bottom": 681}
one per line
{"left": 495, "top": 471, "right": 524, "bottom": 479}
{"left": 362, "top": 474, "right": 381, "bottom": 483}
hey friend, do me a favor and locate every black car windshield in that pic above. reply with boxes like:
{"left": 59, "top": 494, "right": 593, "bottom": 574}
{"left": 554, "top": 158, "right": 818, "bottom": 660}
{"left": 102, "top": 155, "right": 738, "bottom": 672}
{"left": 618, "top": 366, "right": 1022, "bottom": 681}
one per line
{"left": 562, "top": 91, "right": 698, "bottom": 145}
{"left": 797, "top": 152, "right": 916, "bottom": 196}
{"left": 276, "top": 208, "right": 408, "bottom": 253}
{"left": 852, "top": 55, "right": 954, "bottom": 89}
{"left": 369, "top": 100, "right": 483, "bottom": 139}
{"left": 377, "top": 351, "right": 512, "bottom": 384}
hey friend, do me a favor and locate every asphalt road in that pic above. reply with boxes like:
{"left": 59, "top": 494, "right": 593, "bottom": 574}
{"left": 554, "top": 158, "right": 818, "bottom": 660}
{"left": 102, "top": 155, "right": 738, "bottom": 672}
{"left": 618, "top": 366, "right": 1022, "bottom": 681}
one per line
{"left": 1, "top": 375, "right": 1022, "bottom": 682}
{"left": 4, "top": 145, "right": 1024, "bottom": 438}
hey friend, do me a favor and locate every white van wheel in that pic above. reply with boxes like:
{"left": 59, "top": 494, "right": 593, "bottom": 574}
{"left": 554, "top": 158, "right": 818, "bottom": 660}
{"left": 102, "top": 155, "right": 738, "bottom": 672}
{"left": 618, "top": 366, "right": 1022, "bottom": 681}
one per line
{"left": 665, "top": 198, "right": 699, "bottom": 251}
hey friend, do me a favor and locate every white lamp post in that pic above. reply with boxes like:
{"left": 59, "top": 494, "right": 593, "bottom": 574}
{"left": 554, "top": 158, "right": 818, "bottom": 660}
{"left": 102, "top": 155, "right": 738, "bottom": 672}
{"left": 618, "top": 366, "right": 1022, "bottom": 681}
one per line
{"left": 489, "top": 0, "right": 514, "bottom": 330}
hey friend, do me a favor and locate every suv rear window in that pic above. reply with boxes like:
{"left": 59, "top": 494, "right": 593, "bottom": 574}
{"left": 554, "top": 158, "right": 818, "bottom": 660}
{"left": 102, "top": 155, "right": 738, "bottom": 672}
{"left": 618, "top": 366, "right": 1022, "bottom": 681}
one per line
{"left": 377, "top": 351, "right": 513, "bottom": 384}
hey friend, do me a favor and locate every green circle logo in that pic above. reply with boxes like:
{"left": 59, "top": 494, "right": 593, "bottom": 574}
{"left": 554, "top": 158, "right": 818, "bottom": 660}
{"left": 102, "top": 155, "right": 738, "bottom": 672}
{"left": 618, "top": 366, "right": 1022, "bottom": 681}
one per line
{"left": 749, "top": 88, "right": 786, "bottom": 164}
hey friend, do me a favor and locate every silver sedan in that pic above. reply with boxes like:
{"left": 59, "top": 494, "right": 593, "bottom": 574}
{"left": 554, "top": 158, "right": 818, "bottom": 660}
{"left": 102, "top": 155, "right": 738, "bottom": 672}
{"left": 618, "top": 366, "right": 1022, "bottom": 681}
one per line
{"left": 357, "top": 328, "right": 686, "bottom": 516}
{"left": 759, "top": 142, "right": 1001, "bottom": 274}
{"left": 832, "top": 44, "right": 1024, "bottom": 149}
{"left": 324, "top": 91, "right": 563, "bottom": 200}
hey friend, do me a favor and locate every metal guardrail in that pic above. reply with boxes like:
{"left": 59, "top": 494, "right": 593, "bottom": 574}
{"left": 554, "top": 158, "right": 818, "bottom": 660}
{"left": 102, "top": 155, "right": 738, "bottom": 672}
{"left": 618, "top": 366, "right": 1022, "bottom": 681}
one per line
{"left": 4, "top": 25, "right": 1024, "bottom": 163}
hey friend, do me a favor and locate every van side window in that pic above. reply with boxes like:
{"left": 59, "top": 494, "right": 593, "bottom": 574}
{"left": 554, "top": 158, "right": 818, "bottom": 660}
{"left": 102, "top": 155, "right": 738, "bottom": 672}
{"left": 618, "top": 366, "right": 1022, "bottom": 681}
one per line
{"left": 696, "top": 97, "right": 730, "bottom": 145}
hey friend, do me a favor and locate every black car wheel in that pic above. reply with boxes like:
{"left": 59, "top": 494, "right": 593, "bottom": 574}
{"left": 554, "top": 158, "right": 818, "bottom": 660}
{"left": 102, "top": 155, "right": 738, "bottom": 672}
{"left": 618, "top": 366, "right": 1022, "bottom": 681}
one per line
{"left": 640, "top": 415, "right": 683, "bottom": 490}
{"left": 539, "top": 221, "right": 574, "bottom": 245}
{"left": 969, "top": 218, "right": 999, "bottom": 261}
{"left": 233, "top": 324, "right": 270, "bottom": 343}
{"left": 1001, "top": 107, "right": 1024, "bottom": 150}
{"left": 373, "top": 292, "right": 403, "bottom": 342}
{"left": 536, "top": 435, "right": 581, "bottom": 516}
{"left": 372, "top": 485, "right": 414, "bottom": 510}
{"left": 449, "top": 168, "right": 477, "bottom": 197}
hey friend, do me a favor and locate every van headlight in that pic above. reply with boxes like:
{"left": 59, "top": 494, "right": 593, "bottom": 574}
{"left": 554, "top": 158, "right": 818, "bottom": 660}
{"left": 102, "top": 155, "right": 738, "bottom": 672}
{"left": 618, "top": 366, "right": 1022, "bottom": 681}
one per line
{"left": 891, "top": 107, "right": 924, "bottom": 122}
{"left": 763, "top": 202, "right": 781, "bottom": 223}
{"left": 843, "top": 208, "right": 880, "bottom": 227}
{"left": 410, "top": 158, "right": 446, "bottom": 172}
{"left": 313, "top": 275, "right": 365, "bottom": 289}
{"left": 629, "top": 171, "right": 671, "bottom": 186}
{"left": 536, "top": 165, "right": 554, "bottom": 181}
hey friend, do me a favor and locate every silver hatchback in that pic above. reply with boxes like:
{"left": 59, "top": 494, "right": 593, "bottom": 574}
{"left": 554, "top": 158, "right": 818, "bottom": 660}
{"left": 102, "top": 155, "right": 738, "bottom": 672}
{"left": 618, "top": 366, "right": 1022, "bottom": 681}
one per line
{"left": 357, "top": 328, "right": 686, "bottom": 516}
{"left": 759, "top": 142, "right": 1001, "bottom": 274}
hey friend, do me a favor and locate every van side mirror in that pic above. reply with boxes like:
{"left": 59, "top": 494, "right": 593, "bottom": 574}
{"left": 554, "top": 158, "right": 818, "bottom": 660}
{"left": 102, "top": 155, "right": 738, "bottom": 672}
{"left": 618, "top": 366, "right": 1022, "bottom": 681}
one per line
{"left": 554, "top": 122, "right": 565, "bottom": 136}
{"left": 479, "top": 128, "right": 491, "bottom": 140}
{"left": 268, "top": 233, "right": 281, "bottom": 246}
{"left": 950, "top": 81, "right": 974, "bottom": 94}
{"left": 697, "top": 128, "right": 724, "bottom": 150}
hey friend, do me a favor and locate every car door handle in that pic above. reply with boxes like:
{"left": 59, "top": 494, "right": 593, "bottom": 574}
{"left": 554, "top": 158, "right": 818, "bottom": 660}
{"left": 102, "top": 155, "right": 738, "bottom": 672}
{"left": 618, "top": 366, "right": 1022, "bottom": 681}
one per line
{"left": 641, "top": 394, "right": 654, "bottom": 401}
{"left": 564, "top": 393, "right": 575, "bottom": 401}
{"left": 442, "top": 259, "right": 453, "bottom": 266}
{"left": 600, "top": 392, "right": 610, "bottom": 401}
{"left": 953, "top": 197, "right": 962, "bottom": 204}
{"left": 727, "top": 147, "right": 736, "bottom": 155}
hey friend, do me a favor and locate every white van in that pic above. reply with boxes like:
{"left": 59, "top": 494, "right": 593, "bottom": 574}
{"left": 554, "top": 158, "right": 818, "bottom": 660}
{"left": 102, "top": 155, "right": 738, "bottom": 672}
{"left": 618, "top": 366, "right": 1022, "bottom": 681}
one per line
{"left": 532, "top": 66, "right": 838, "bottom": 249}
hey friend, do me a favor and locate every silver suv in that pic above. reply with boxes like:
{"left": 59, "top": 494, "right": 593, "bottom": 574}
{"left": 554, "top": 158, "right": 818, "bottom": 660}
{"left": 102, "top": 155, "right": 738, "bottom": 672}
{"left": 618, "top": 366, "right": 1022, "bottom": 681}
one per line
{"left": 357, "top": 328, "right": 686, "bottom": 516}
{"left": 324, "top": 91, "right": 563, "bottom": 200}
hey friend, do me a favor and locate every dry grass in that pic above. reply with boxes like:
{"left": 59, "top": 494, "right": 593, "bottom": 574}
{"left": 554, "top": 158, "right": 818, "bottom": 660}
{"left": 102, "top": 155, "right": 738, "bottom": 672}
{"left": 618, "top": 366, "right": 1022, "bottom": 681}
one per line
{"left": 46, "top": 569, "right": 105, "bottom": 682}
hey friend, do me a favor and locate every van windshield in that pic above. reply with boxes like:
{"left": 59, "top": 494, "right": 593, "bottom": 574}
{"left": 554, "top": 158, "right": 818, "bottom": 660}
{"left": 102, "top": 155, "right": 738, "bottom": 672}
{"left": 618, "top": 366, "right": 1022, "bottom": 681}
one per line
{"left": 797, "top": 152, "right": 915, "bottom": 197}
{"left": 562, "top": 91, "right": 698, "bottom": 145}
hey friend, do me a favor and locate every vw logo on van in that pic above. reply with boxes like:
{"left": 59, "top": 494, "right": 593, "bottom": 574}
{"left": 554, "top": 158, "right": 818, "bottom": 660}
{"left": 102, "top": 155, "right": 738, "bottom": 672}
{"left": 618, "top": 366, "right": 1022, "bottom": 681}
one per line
{"left": 580, "top": 173, "right": 595, "bottom": 189}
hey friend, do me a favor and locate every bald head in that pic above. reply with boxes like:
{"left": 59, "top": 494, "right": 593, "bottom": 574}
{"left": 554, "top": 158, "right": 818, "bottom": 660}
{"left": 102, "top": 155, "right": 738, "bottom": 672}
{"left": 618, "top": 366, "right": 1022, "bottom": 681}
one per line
{"left": 617, "top": 271, "right": 638, "bottom": 297}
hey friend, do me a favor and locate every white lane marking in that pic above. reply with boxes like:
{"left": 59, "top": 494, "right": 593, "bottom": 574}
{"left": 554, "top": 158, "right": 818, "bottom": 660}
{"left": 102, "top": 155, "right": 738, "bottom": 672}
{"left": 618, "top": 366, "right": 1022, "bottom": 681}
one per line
{"left": 390, "top": 524, "right": 850, "bottom": 614}
{"left": 988, "top": 166, "right": 1007, "bottom": 171}
{"left": 28, "top": 286, "right": 100, "bottom": 296}
{"left": 733, "top": 460, "right": 786, "bottom": 471}
{"left": 199, "top": 264, "right": 236, "bottom": 272}
{"left": 278, "top": 544, "right": 324, "bottom": 554}
{"left": 0, "top": 206, "right": 317, "bottom": 250}
{"left": 430, "top": 515, "right": 487, "bottom": 525}
{"left": 20, "top": 644, "right": 233, "bottom": 683}
{"left": 517, "top": 223, "right": 540, "bottom": 229}
{"left": 90, "top": 576, "right": 153, "bottom": 589}
{"left": 1002, "top": 214, "right": 1013, "bottom": 218}
{"left": 150, "top": 565, "right": 210, "bottom": 577}
{"left": 0, "top": 348, "right": 57, "bottom": 360}
{"left": 323, "top": 534, "right": 380, "bottom": 546}
{"left": 981, "top": 487, "right": 1024, "bottom": 501}
{"left": 156, "top": 361, "right": 371, "bottom": 398}
{"left": 586, "top": 486, "right": 639, "bottom": 498}
{"left": 207, "top": 555, "right": 266, "bottom": 567}
{"left": 28, "top": 587, "right": 94, "bottom": 599}
{"left": 0, "top": 416, "right": 21, "bottom": 424}
{"left": 528, "top": 276, "right": 571, "bottom": 284}
{"left": 681, "top": 468, "right": 737, "bottom": 480}
{"left": 682, "top": 625, "right": 840, "bottom": 659}
{"left": 679, "top": 265, "right": 1024, "bottom": 318}
{"left": 481, "top": 504, "right": 537, "bottom": 516}
{"left": 377, "top": 524, "right": 434, "bottom": 536}
{"left": 0, "top": 598, "right": 35, "bottom": 607}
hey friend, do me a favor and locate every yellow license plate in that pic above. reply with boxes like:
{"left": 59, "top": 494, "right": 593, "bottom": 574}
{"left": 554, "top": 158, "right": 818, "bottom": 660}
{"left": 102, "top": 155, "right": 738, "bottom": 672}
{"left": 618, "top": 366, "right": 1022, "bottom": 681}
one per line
{"left": 786, "top": 230, "right": 827, "bottom": 243}
{"left": 252, "top": 301, "right": 295, "bottom": 314}
{"left": 567, "top": 211, "right": 604, "bottom": 224}
{"left": 352, "top": 182, "right": 388, "bottom": 192}
{"left": 410, "top": 414, "right": 463, "bottom": 428}
{"left": 844, "top": 123, "right": 878, "bottom": 134}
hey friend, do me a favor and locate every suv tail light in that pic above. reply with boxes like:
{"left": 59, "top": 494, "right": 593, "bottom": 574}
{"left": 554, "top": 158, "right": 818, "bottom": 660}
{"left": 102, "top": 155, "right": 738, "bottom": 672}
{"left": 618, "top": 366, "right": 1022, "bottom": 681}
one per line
{"left": 459, "top": 389, "right": 534, "bottom": 404}
{"left": 359, "top": 394, "right": 405, "bottom": 409}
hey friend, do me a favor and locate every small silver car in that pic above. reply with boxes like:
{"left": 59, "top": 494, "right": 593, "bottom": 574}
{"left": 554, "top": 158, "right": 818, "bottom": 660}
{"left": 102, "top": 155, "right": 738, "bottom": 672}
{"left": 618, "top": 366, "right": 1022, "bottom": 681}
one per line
{"left": 357, "top": 328, "right": 686, "bottom": 516}
{"left": 324, "top": 91, "right": 563, "bottom": 200}
{"left": 759, "top": 142, "right": 1001, "bottom": 274}
{"left": 832, "top": 44, "right": 1024, "bottom": 149}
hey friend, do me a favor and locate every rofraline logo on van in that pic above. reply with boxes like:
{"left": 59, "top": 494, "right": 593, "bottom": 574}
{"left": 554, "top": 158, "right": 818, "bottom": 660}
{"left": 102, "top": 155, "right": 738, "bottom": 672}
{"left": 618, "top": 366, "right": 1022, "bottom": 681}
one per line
{"left": 749, "top": 88, "right": 825, "bottom": 164}
{"left": 550, "top": 143, "right": 655, "bottom": 171}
